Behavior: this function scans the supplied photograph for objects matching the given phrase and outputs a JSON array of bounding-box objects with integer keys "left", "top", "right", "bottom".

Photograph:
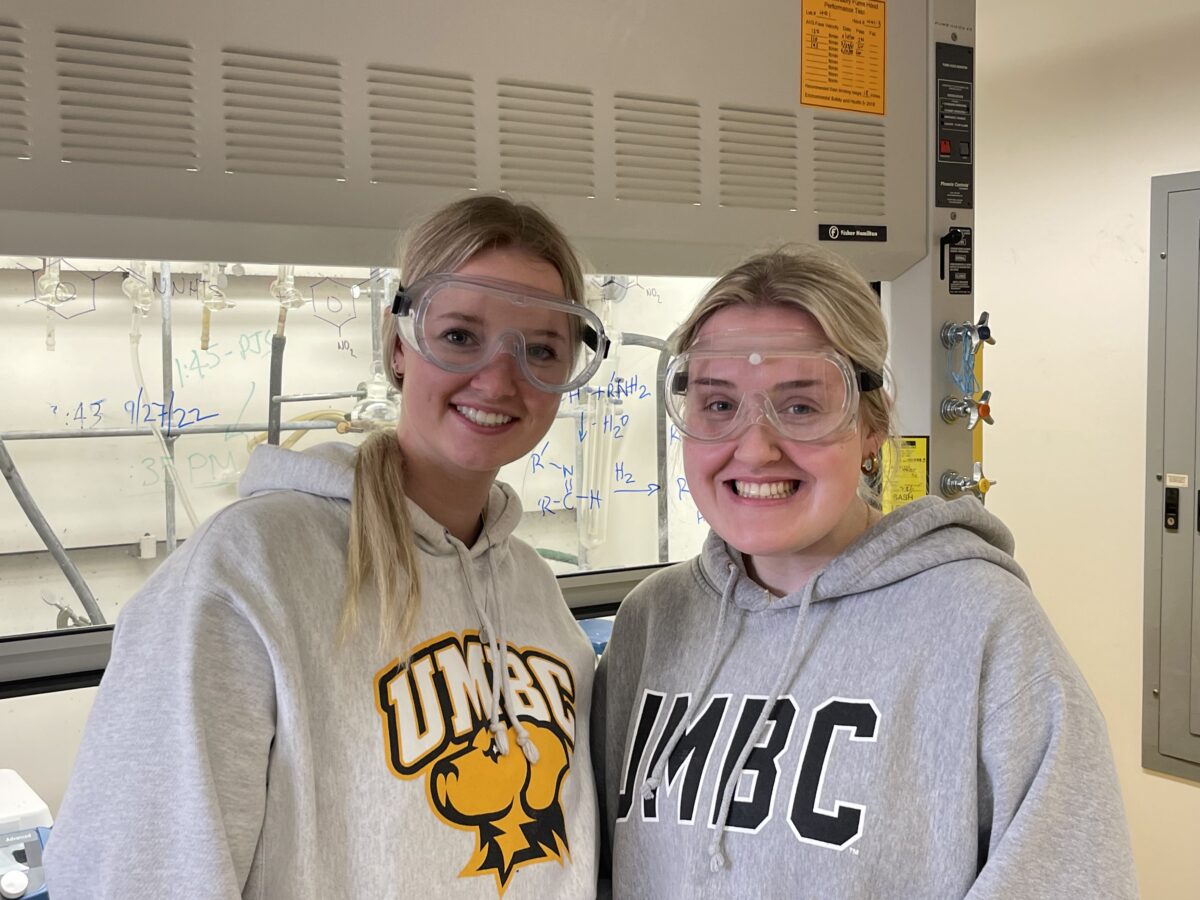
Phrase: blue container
[{"left": 579, "top": 617, "right": 614, "bottom": 655}]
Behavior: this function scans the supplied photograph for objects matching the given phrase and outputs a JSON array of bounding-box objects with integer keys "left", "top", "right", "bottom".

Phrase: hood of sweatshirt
[
  {"left": 696, "top": 494, "right": 1027, "bottom": 612},
  {"left": 238, "top": 441, "right": 525, "bottom": 559},
  {"left": 237, "top": 439, "right": 545, "bottom": 765}
]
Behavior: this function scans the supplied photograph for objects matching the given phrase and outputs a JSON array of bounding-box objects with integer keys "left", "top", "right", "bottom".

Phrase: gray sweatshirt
[
  {"left": 47, "top": 442, "right": 599, "bottom": 899},
  {"left": 592, "top": 496, "right": 1137, "bottom": 899}
]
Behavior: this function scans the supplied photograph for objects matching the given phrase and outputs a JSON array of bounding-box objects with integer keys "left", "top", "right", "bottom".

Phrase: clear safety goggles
[
  {"left": 391, "top": 273, "right": 609, "bottom": 393},
  {"left": 664, "top": 332, "right": 884, "bottom": 443}
]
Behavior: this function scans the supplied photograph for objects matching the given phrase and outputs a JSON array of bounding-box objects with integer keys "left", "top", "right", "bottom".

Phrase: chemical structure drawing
[
  {"left": 21, "top": 260, "right": 118, "bottom": 320},
  {"left": 308, "top": 277, "right": 359, "bottom": 333},
  {"left": 588, "top": 275, "right": 664, "bottom": 305}
]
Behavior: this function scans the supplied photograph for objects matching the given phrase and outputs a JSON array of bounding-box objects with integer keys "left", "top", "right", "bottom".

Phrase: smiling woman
[
  {"left": 46, "top": 196, "right": 609, "bottom": 900},
  {"left": 672, "top": 305, "right": 879, "bottom": 594},
  {"left": 389, "top": 247, "right": 572, "bottom": 529},
  {"left": 592, "top": 245, "right": 1137, "bottom": 899}
]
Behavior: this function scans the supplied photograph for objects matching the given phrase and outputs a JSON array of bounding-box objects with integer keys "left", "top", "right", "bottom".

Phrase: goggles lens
[
  {"left": 393, "top": 275, "right": 607, "bottom": 392},
  {"left": 666, "top": 341, "right": 861, "bottom": 442}
]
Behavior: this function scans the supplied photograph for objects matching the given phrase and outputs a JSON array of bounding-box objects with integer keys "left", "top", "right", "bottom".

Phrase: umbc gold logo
[{"left": 375, "top": 631, "right": 577, "bottom": 895}]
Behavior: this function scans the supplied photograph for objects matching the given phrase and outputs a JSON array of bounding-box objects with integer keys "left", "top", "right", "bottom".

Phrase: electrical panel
[{"left": 1144, "top": 169, "right": 1200, "bottom": 782}]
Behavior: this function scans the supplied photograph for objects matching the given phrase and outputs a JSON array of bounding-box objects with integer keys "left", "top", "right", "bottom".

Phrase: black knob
[{"left": 939, "top": 228, "right": 965, "bottom": 281}]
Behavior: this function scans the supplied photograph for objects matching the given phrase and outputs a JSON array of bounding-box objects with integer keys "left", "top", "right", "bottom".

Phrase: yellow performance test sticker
[
  {"left": 801, "top": 0, "right": 887, "bottom": 115},
  {"left": 882, "top": 436, "right": 927, "bottom": 514}
]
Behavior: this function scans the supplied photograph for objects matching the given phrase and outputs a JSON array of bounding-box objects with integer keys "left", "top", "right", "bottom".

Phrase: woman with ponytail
[{"left": 49, "top": 196, "right": 608, "bottom": 900}]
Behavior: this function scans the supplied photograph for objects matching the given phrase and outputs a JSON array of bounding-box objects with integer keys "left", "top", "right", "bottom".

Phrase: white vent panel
[
  {"left": 719, "top": 106, "right": 797, "bottom": 211},
  {"left": 222, "top": 49, "right": 344, "bottom": 179},
  {"left": 367, "top": 66, "right": 475, "bottom": 188},
  {"left": 0, "top": 1, "right": 931, "bottom": 280},
  {"left": 0, "top": 20, "right": 28, "bottom": 158},
  {"left": 615, "top": 93, "right": 701, "bottom": 205},
  {"left": 498, "top": 81, "right": 593, "bottom": 197},
  {"left": 55, "top": 29, "right": 196, "bottom": 169},
  {"left": 812, "top": 115, "right": 886, "bottom": 216}
]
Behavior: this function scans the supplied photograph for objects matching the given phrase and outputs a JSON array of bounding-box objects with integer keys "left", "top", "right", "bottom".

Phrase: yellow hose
[{"left": 246, "top": 410, "right": 350, "bottom": 451}]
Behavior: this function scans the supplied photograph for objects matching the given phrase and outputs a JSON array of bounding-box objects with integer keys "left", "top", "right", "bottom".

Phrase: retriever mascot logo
[
  {"left": 432, "top": 721, "right": 571, "bottom": 889},
  {"left": 375, "top": 632, "right": 578, "bottom": 895}
]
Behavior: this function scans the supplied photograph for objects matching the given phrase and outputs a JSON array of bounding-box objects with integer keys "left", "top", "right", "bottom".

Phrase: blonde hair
[
  {"left": 343, "top": 195, "right": 585, "bottom": 647},
  {"left": 671, "top": 245, "right": 896, "bottom": 499}
]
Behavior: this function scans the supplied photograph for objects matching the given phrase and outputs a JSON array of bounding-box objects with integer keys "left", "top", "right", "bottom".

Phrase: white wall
[{"left": 976, "top": 2, "right": 1200, "bottom": 896}]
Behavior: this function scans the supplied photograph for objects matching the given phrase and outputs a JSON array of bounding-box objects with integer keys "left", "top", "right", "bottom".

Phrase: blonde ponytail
[{"left": 341, "top": 430, "right": 422, "bottom": 649}]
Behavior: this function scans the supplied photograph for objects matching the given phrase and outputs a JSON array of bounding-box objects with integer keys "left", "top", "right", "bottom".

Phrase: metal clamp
[
  {"left": 940, "top": 461, "right": 996, "bottom": 499},
  {"left": 940, "top": 389, "right": 993, "bottom": 430},
  {"left": 940, "top": 311, "right": 995, "bottom": 354}
]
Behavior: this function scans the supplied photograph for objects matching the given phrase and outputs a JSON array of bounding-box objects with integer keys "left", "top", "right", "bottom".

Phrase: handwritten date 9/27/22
[{"left": 123, "top": 388, "right": 219, "bottom": 434}]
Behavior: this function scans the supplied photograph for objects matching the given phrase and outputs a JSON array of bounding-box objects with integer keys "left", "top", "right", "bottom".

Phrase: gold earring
[{"left": 860, "top": 453, "right": 878, "bottom": 476}]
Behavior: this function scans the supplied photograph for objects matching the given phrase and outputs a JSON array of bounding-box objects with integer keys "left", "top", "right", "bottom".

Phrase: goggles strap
[
  {"left": 671, "top": 364, "right": 881, "bottom": 393},
  {"left": 856, "top": 365, "right": 884, "bottom": 392},
  {"left": 391, "top": 285, "right": 412, "bottom": 316},
  {"left": 584, "top": 325, "right": 608, "bottom": 357}
]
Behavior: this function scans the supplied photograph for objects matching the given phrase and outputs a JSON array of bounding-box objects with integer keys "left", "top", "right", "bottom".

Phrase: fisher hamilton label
[{"left": 818, "top": 224, "right": 888, "bottom": 242}]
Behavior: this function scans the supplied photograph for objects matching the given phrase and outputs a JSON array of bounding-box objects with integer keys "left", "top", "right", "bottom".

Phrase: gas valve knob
[
  {"left": 939, "top": 311, "right": 996, "bottom": 353},
  {"left": 941, "top": 390, "right": 993, "bottom": 430},
  {"left": 940, "top": 461, "right": 995, "bottom": 499},
  {"left": 974, "top": 311, "right": 995, "bottom": 347}
]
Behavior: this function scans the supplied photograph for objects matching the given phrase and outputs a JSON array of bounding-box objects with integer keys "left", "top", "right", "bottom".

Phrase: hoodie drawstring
[
  {"left": 641, "top": 562, "right": 739, "bottom": 799},
  {"left": 486, "top": 539, "right": 539, "bottom": 764},
  {"left": 451, "top": 541, "right": 509, "bottom": 756},
  {"left": 450, "top": 537, "right": 537, "bottom": 763},
  {"left": 707, "top": 576, "right": 818, "bottom": 872}
]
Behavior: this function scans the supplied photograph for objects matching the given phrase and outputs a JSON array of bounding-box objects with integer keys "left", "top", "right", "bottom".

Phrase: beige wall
[{"left": 976, "top": 1, "right": 1200, "bottom": 896}]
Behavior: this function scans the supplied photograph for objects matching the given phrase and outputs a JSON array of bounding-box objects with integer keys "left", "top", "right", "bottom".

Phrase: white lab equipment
[
  {"left": 34, "top": 259, "right": 66, "bottom": 308},
  {"left": 0, "top": 770, "right": 51, "bottom": 900},
  {"left": 120, "top": 260, "right": 154, "bottom": 317},
  {"left": 350, "top": 365, "right": 400, "bottom": 429},
  {"left": 137, "top": 532, "right": 157, "bottom": 560},
  {"left": 268, "top": 265, "right": 304, "bottom": 311}
]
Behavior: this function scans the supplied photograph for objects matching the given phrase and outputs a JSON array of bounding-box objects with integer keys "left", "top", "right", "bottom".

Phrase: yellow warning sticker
[
  {"left": 882, "top": 435, "right": 927, "bottom": 514},
  {"left": 800, "top": 0, "right": 887, "bottom": 116}
]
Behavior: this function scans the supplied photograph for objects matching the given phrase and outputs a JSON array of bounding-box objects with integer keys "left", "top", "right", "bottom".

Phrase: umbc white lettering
[
  {"left": 375, "top": 633, "right": 577, "bottom": 777},
  {"left": 617, "top": 692, "right": 880, "bottom": 850}
]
